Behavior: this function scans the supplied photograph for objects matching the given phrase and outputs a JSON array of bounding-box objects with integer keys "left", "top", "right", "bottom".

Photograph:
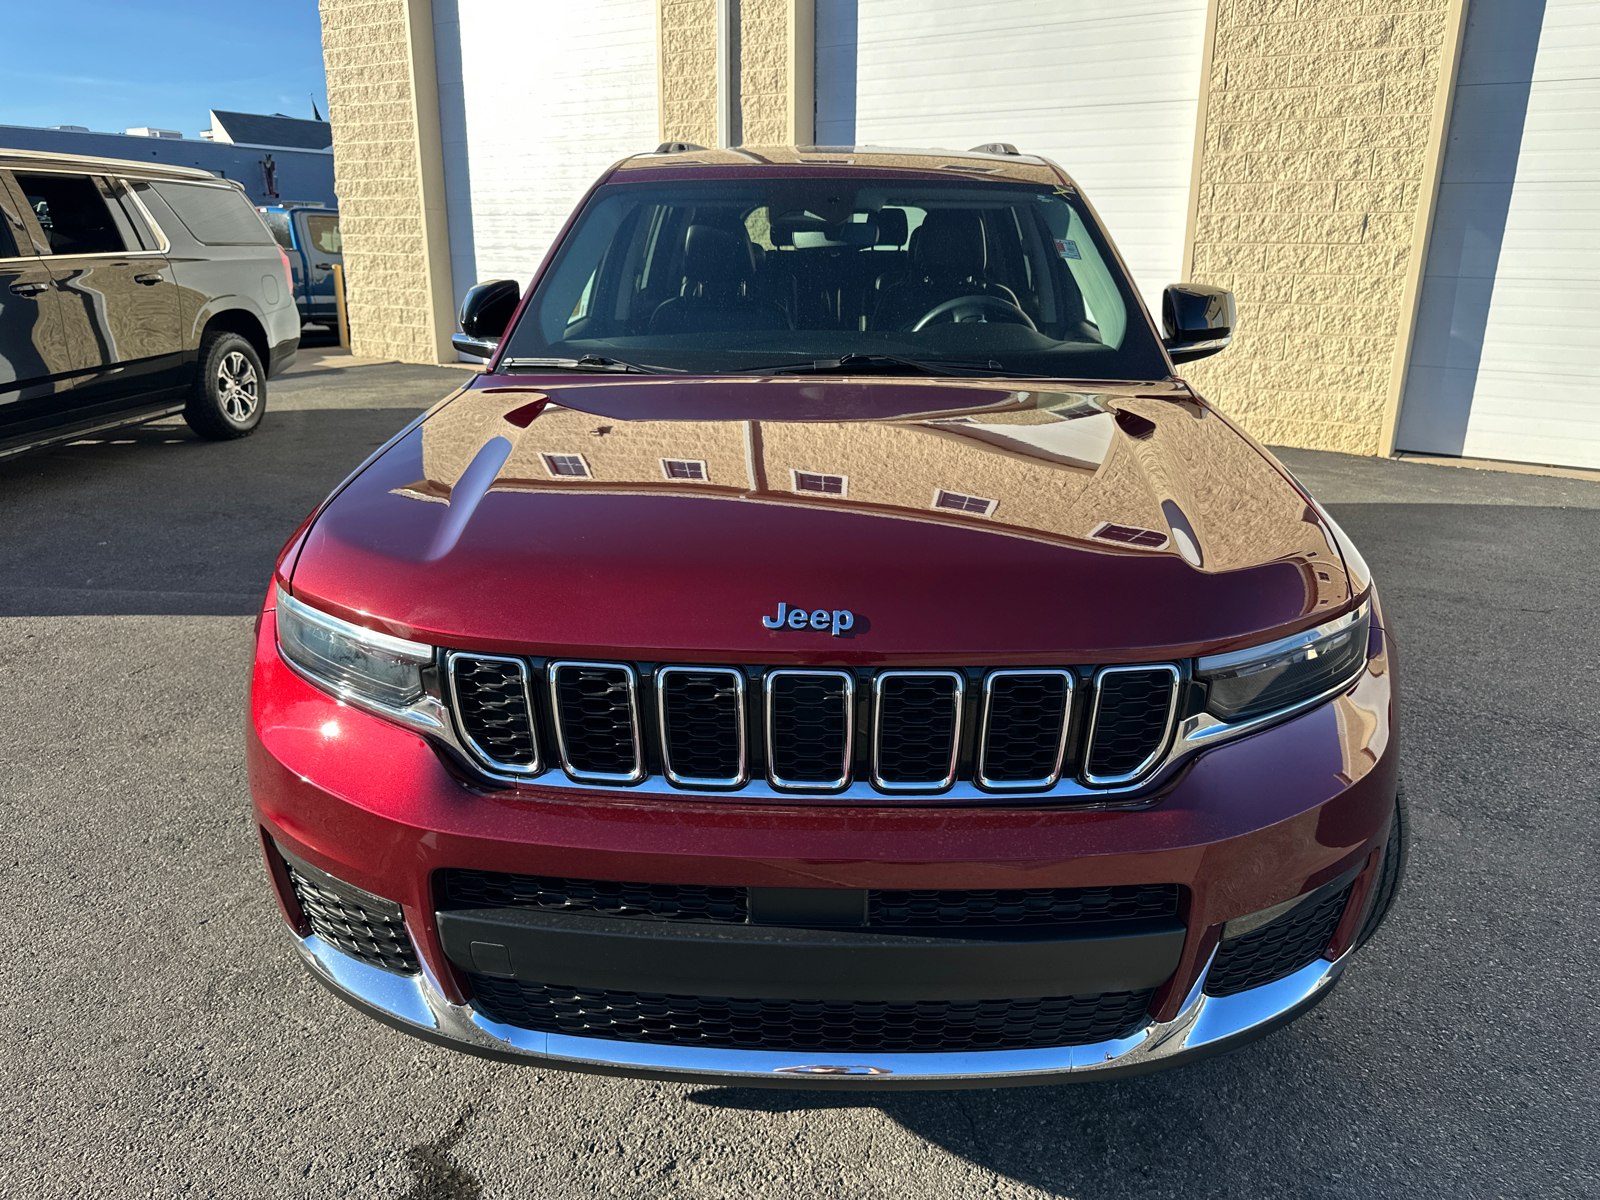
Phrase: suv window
[
  {"left": 150, "top": 181, "right": 274, "bottom": 245},
  {"left": 304, "top": 214, "right": 341, "bottom": 254},
  {"left": 14, "top": 172, "right": 129, "bottom": 255},
  {"left": 258, "top": 210, "right": 294, "bottom": 249},
  {"left": 504, "top": 177, "right": 1167, "bottom": 380}
]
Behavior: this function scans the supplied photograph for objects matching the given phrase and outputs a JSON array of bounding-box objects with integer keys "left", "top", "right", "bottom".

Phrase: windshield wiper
[
  {"left": 500, "top": 355, "right": 668, "bottom": 374},
  {"left": 744, "top": 354, "right": 1007, "bottom": 377}
]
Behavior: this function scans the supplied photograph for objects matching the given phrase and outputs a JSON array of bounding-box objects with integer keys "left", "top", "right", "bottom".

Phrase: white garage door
[
  {"left": 1396, "top": 0, "right": 1600, "bottom": 469},
  {"left": 453, "top": 0, "right": 658, "bottom": 287},
  {"left": 826, "top": 0, "right": 1208, "bottom": 311}
]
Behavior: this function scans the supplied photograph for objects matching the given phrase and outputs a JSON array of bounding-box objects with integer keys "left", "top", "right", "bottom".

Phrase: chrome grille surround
[
  {"left": 870, "top": 670, "right": 965, "bottom": 792},
  {"left": 1081, "top": 664, "right": 1181, "bottom": 786},
  {"left": 976, "top": 669, "right": 1074, "bottom": 790},
  {"left": 548, "top": 660, "right": 647, "bottom": 785},
  {"left": 446, "top": 651, "right": 542, "bottom": 776},
  {"left": 655, "top": 666, "right": 748, "bottom": 789},
  {"left": 765, "top": 669, "right": 855, "bottom": 791}
]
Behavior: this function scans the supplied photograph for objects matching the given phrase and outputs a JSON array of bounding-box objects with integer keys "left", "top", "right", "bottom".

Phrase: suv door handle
[
  {"left": 8, "top": 281, "right": 48, "bottom": 297},
  {"left": 314, "top": 263, "right": 334, "bottom": 269},
  {"left": 134, "top": 273, "right": 164, "bottom": 286}
]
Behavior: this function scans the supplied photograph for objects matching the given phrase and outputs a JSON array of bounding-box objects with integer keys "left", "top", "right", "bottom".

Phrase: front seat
[
  {"left": 649, "top": 224, "right": 789, "bottom": 335},
  {"left": 871, "top": 210, "right": 1020, "bottom": 331}
]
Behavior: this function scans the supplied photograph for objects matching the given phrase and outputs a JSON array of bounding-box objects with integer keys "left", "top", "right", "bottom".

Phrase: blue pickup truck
[{"left": 256, "top": 204, "right": 342, "bottom": 326}]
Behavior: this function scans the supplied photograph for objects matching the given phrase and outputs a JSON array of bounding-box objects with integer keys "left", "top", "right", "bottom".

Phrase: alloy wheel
[{"left": 217, "top": 351, "right": 260, "bottom": 423}]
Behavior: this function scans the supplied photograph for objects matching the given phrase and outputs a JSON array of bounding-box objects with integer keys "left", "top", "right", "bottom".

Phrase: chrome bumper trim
[{"left": 294, "top": 933, "right": 1350, "bottom": 1088}]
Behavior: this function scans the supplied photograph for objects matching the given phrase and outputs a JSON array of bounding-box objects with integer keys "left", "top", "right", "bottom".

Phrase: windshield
[{"left": 499, "top": 177, "right": 1170, "bottom": 379}]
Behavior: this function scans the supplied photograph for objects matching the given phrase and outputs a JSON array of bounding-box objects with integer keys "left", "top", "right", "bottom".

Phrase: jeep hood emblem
[{"left": 762, "top": 602, "right": 855, "bottom": 637}]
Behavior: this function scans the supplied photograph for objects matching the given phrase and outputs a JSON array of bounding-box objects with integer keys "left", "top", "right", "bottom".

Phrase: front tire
[{"left": 185, "top": 332, "right": 265, "bottom": 440}]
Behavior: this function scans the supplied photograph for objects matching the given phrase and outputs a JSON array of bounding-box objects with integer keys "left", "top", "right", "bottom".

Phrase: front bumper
[
  {"left": 294, "top": 926, "right": 1350, "bottom": 1088},
  {"left": 250, "top": 609, "right": 1398, "bottom": 1087}
]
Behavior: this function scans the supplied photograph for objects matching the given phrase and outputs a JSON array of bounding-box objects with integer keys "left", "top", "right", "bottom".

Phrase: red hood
[{"left": 286, "top": 375, "right": 1354, "bottom": 664}]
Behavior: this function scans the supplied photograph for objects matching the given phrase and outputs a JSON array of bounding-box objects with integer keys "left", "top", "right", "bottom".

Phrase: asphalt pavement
[{"left": 1, "top": 362, "right": 1596, "bottom": 1199}]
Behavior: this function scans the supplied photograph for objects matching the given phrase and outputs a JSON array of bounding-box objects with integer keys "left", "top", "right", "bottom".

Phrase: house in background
[{"left": 320, "top": 0, "right": 1600, "bottom": 472}]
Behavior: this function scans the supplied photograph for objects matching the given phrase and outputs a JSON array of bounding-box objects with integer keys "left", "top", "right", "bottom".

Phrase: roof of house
[{"left": 209, "top": 110, "right": 332, "bottom": 151}]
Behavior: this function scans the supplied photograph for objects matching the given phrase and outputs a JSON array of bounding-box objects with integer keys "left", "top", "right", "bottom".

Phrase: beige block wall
[
  {"left": 1183, "top": 0, "right": 1466, "bottom": 455},
  {"left": 659, "top": 0, "right": 718, "bottom": 146},
  {"left": 320, "top": 0, "right": 454, "bottom": 365},
  {"left": 739, "top": 0, "right": 791, "bottom": 144}
]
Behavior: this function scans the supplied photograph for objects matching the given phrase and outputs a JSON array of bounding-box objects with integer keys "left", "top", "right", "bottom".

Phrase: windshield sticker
[{"left": 1055, "top": 238, "right": 1081, "bottom": 260}]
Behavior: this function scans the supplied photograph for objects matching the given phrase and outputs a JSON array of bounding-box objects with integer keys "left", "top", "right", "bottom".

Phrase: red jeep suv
[{"left": 248, "top": 145, "right": 1402, "bottom": 1088}]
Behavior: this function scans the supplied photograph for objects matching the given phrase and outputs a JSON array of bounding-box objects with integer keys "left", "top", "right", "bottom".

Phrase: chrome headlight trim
[
  {"left": 271, "top": 587, "right": 470, "bottom": 757},
  {"left": 1194, "top": 600, "right": 1371, "bottom": 725}
]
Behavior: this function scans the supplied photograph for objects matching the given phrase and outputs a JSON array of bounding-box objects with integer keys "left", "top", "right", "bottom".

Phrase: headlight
[
  {"left": 1196, "top": 602, "right": 1370, "bottom": 724},
  {"left": 275, "top": 586, "right": 432, "bottom": 708}
]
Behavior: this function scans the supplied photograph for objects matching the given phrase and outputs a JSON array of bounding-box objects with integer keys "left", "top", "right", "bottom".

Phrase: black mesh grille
[
  {"left": 868, "top": 883, "right": 1180, "bottom": 928},
  {"left": 660, "top": 670, "right": 743, "bottom": 783},
  {"left": 768, "top": 672, "right": 851, "bottom": 785},
  {"left": 468, "top": 979, "right": 1156, "bottom": 1052},
  {"left": 1205, "top": 883, "right": 1352, "bottom": 997},
  {"left": 980, "top": 672, "right": 1071, "bottom": 785},
  {"left": 450, "top": 655, "right": 537, "bottom": 767},
  {"left": 1086, "top": 669, "right": 1176, "bottom": 779},
  {"left": 553, "top": 664, "right": 639, "bottom": 778},
  {"left": 439, "top": 869, "right": 748, "bottom": 923},
  {"left": 875, "top": 673, "right": 960, "bottom": 785},
  {"left": 285, "top": 857, "right": 418, "bottom": 974}
]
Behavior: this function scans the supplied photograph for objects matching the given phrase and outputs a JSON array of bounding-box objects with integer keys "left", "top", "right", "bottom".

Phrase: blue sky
[{"left": 0, "top": 0, "right": 328, "bottom": 138}]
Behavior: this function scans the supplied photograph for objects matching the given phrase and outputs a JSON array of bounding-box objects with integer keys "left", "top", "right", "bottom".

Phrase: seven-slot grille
[
  {"left": 447, "top": 653, "right": 539, "bottom": 773},
  {"left": 445, "top": 658, "right": 1183, "bottom": 794},
  {"left": 872, "top": 671, "right": 964, "bottom": 790},
  {"left": 766, "top": 670, "right": 854, "bottom": 788},
  {"left": 1083, "top": 666, "right": 1180, "bottom": 784},
  {"left": 656, "top": 667, "right": 746, "bottom": 786},
  {"left": 549, "top": 661, "right": 644, "bottom": 783}
]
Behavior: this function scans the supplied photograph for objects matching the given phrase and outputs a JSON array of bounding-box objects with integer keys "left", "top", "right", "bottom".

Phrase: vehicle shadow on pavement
[
  {"left": 0, "top": 388, "right": 443, "bottom": 618},
  {"left": 685, "top": 1054, "right": 1308, "bottom": 1197}
]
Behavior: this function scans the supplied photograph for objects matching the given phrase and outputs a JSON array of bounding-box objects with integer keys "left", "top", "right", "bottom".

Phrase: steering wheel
[{"left": 909, "top": 294, "right": 1038, "bottom": 333}]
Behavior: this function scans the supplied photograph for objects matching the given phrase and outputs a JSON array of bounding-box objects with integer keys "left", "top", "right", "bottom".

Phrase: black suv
[{"left": 0, "top": 148, "right": 300, "bottom": 459}]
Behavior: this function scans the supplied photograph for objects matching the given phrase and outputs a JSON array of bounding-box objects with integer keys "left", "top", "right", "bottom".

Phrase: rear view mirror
[
  {"left": 452, "top": 278, "right": 520, "bottom": 358},
  {"left": 1162, "top": 284, "right": 1235, "bottom": 365}
]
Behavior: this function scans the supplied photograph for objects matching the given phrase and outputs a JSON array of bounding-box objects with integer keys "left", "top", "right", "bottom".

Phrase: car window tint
[
  {"left": 14, "top": 172, "right": 130, "bottom": 255},
  {"left": 304, "top": 214, "right": 341, "bottom": 254},
  {"left": 258, "top": 210, "right": 294, "bottom": 249},
  {"left": 150, "top": 181, "right": 275, "bottom": 245},
  {"left": 0, "top": 213, "right": 16, "bottom": 258}
]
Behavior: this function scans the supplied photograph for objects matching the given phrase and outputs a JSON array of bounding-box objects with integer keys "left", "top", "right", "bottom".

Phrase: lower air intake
[
  {"left": 468, "top": 978, "right": 1156, "bottom": 1052},
  {"left": 439, "top": 869, "right": 749, "bottom": 923},
  {"left": 869, "top": 883, "right": 1180, "bottom": 928},
  {"left": 283, "top": 851, "right": 418, "bottom": 975},
  {"left": 1205, "top": 883, "right": 1352, "bottom": 997}
]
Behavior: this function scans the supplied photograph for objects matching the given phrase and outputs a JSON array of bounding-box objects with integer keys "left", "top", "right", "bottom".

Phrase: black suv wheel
[{"left": 186, "top": 332, "right": 265, "bottom": 440}]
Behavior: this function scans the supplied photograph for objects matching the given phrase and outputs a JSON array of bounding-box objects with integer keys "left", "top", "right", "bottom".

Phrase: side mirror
[
  {"left": 1162, "top": 284, "right": 1235, "bottom": 364},
  {"left": 452, "top": 278, "right": 520, "bottom": 358}
]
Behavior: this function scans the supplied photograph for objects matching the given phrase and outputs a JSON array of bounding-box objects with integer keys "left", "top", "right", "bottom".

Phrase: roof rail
[
  {"left": 969, "top": 142, "right": 1021, "bottom": 156},
  {"left": 653, "top": 142, "right": 705, "bottom": 154}
]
